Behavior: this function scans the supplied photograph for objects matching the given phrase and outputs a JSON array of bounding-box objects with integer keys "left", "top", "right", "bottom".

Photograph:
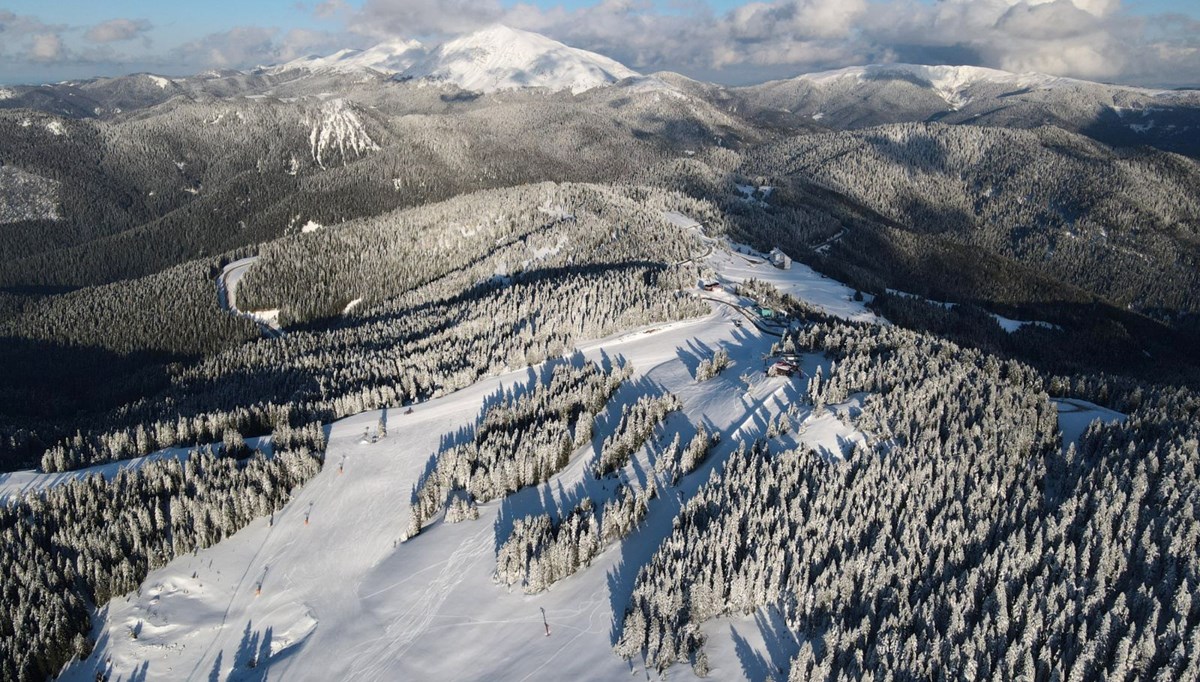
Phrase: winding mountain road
[{"left": 217, "top": 256, "right": 284, "bottom": 338}]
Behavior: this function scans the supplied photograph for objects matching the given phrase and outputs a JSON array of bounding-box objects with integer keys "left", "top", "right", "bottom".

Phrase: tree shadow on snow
[
  {"left": 224, "top": 620, "right": 274, "bottom": 681},
  {"left": 491, "top": 373, "right": 671, "bottom": 553},
  {"left": 121, "top": 660, "right": 150, "bottom": 682},
  {"left": 673, "top": 337, "right": 718, "bottom": 380},
  {"left": 757, "top": 606, "right": 802, "bottom": 678},
  {"left": 208, "top": 651, "right": 223, "bottom": 682},
  {"left": 730, "top": 606, "right": 802, "bottom": 682},
  {"left": 414, "top": 353, "right": 598, "bottom": 509},
  {"left": 731, "top": 625, "right": 775, "bottom": 682}
]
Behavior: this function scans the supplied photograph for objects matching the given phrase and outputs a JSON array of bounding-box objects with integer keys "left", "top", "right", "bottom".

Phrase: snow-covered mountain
[
  {"left": 796, "top": 63, "right": 1076, "bottom": 88},
  {"left": 792, "top": 63, "right": 1078, "bottom": 110},
  {"left": 263, "top": 26, "right": 641, "bottom": 94},
  {"left": 270, "top": 38, "right": 425, "bottom": 75},
  {"left": 732, "top": 62, "right": 1200, "bottom": 156},
  {"left": 402, "top": 25, "right": 640, "bottom": 94},
  {"left": 750, "top": 62, "right": 1200, "bottom": 113}
]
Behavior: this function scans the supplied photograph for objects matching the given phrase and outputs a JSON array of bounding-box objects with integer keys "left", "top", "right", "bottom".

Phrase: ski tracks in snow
[
  {"left": 184, "top": 517, "right": 284, "bottom": 681},
  {"left": 347, "top": 524, "right": 492, "bottom": 680},
  {"left": 518, "top": 587, "right": 608, "bottom": 682}
]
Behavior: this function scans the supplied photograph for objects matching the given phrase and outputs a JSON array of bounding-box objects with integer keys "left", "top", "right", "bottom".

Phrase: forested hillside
[
  {"left": 750, "top": 123, "right": 1200, "bottom": 316},
  {"left": 8, "top": 183, "right": 711, "bottom": 473},
  {"left": 617, "top": 320, "right": 1200, "bottom": 680},
  {"left": 0, "top": 81, "right": 751, "bottom": 290},
  {"left": 0, "top": 43, "right": 1198, "bottom": 682},
  {"left": 732, "top": 65, "right": 1200, "bottom": 159}
]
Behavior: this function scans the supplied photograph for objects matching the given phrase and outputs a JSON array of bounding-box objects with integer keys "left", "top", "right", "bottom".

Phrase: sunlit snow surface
[
  {"left": 791, "top": 63, "right": 1175, "bottom": 110},
  {"left": 47, "top": 233, "right": 1107, "bottom": 681},
  {"left": 269, "top": 39, "right": 424, "bottom": 75},
  {"left": 60, "top": 310, "right": 824, "bottom": 680},
  {"left": 404, "top": 25, "right": 640, "bottom": 94},
  {"left": 303, "top": 99, "right": 380, "bottom": 168},
  {"left": 710, "top": 246, "right": 881, "bottom": 324}
]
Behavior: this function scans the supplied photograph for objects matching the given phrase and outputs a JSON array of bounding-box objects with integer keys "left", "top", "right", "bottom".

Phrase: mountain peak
[
  {"left": 795, "top": 63, "right": 1062, "bottom": 89},
  {"left": 403, "top": 25, "right": 640, "bottom": 94},
  {"left": 790, "top": 63, "right": 1093, "bottom": 110},
  {"left": 458, "top": 23, "right": 530, "bottom": 42},
  {"left": 270, "top": 38, "right": 424, "bottom": 75}
]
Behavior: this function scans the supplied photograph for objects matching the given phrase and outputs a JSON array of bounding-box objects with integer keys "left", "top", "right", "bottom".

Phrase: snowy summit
[
  {"left": 267, "top": 26, "right": 641, "bottom": 94},
  {"left": 402, "top": 25, "right": 641, "bottom": 94},
  {"left": 793, "top": 63, "right": 1075, "bottom": 90},
  {"left": 271, "top": 38, "right": 425, "bottom": 75},
  {"left": 787, "top": 63, "right": 1176, "bottom": 109}
]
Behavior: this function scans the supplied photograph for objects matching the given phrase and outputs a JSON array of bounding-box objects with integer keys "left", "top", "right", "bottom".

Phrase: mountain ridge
[{"left": 268, "top": 38, "right": 425, "bottom": 76}]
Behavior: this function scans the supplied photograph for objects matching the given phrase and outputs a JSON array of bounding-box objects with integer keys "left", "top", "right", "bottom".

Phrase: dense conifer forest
[
  {"left": 4, "top": 183, "right": 711, "bottom": 472},
  {"left": 0, "top": 426, "right": 326, "bottom": 681},
  {"left": 614, "top": 320, "right": 1200, "bottom": 680},
  {"left": 407, "top": 360, "right": 631, "bottom": 537}
]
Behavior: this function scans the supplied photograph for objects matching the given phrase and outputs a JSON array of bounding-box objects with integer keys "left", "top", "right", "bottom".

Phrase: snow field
[
  {"left": 65, "top": 292, "right": 859, "bottom": 681},
  {"left": 54, "top": 232, "right": 1126, "bottom": 680},
  {"left": 1054, "top": 398, "right": 1127, "bottom": 448}
]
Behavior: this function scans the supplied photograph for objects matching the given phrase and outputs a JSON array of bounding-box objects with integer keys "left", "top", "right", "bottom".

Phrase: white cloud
[
  {"left": 145, "top": 0, "right": 1200, "bottom": 86},
  {"left": 352, "top": 0, "right": 503, "bottom": 37},
  {"left": 85, "top": 19, "right": 153, "bottom": 44},
  {"left": 29, "top": 33, "right": 65, "bottom": 62},
  {"left": 172, "top": 26, "right": 362, "bottom": 68},
  {"left": 0, "top": 12, "right": 64, "bottom": 63},
  {"left": 313, "top": 1, "right": 352, "bottom": 20},
  {"left": 1014, "top": 0, "right": 1117, "bottom": 17},
  {"left": 336, "top": 0, "right": 1196, "bottom": 85},
  {"left": 4, "top": 1, "right": 1196, "bottom": 87}
]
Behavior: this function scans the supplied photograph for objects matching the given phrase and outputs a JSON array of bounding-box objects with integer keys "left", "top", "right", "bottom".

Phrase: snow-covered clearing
[
  {"left": 146, "top": 75, "right": 173, "bottom": 90},
  {"left": 712, "top": 245, "right": 880, "bottom": 324},
  {"left": 45, "top": 224, "right": 1100, "bottom": 681},
  {"left": 735, "top": 184, "right": 774, "bottom": 203},
  {"left": 1054, "top": 398, "right": 1127, "bottom": 449},
  {"left": 63, "top": 296, "right": 849, "bottom": 681},
  {"left": 217, "top": 257, "right": 285, "bottom": 338},
  {"left": 991, "top": 314, "right": 1059, "bottom": 333},
  {"left": 661, "top": 210, "right": 703, "bottom": 230}
]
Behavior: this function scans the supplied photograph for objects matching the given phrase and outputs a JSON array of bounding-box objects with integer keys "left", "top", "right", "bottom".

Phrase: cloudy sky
[{"left": 1, "top": 0, "right": 1198, "bottom": 87}]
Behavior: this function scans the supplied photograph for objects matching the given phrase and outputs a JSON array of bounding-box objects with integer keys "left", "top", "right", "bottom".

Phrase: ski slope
[
  {"left": 53, "top": 234, "right": 1115, "bottom": 681},
  {"left": 63, "top": 302, "right": 833, "bottom": 681},
  {"left": 710, "top": 245, "right": 882, "bottom": 324}
]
